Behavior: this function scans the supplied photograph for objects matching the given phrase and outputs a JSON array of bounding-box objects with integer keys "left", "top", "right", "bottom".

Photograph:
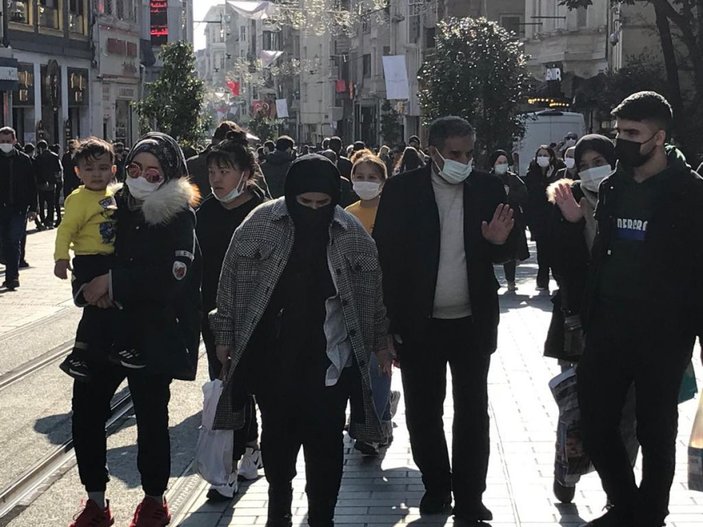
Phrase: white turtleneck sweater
[{"left": 431, "top": 170, "right": 472, "bottom": 319}]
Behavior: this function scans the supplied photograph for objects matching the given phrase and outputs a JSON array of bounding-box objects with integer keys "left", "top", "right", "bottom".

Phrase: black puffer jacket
[{"left": 111, "top": 178, "right": 203, "bottom": 381}]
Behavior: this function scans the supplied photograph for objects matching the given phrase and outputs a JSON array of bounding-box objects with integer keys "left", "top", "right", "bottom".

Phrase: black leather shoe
[
  {"left": 581, "top": 507, "right": 634, "bottom": 526},
  {"left": 419, "top": 491, "right": 452, "bottom": 515},
  {"left": 454, "top": 502, "right": 493, "bottom": 522}
]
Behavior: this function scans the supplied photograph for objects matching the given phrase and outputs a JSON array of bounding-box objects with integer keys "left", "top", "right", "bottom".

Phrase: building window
[
  {"left": 425, "top": 27, "right": 436, "bottom": 49},
  {"left": 263, "top": 31, "right": 280, "bottom": 51},
  {"left": 94, "top": 0, "right": 113, "bottom": 16},
  {"left": 577, "top": 7, "right": 587, "bottom": 28},
  {"left": 362, "top": 54, "right": 371, "bottom": 77},
  {"left": 69, "top": 0, "right": 88, "bottom": 34},
  {"left": 9, "top": 1, "right": 33, "bottom": 25},
  {"left": 500, "top": 15, "right": 524, "bottom": 37},
  {"left": 240, "top": 26, "right": 247, "bottom": 43},
  {"left": 39, "top": 0, "right": 61, "bottom": 30}
]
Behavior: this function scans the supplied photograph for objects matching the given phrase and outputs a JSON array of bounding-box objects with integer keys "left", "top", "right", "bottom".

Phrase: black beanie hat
[
  {"left": 489, "top": 149, "right": 510, "bottom": 168},
  {"left": 126, "top": 132, "right": 188, "bottom": 182},
  {"left": 284, "top": 153, "right": 341, "bottom": 207},
  {"left": 574, "top": 134, "right": 616, "bottom": 170}
]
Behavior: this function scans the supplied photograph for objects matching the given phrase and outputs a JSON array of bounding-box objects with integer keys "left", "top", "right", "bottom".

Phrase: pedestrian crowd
[{"left": 1, "top": 90, "right": 702, "bottom": 527}]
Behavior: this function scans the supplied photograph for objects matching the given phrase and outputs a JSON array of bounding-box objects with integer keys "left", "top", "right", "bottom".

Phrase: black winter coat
[
  {"left": 262, "top": 150, "right": 295, "bottom": 198},
  {"left": 524, "top": 162, "right": 561, "bottom": 239},
  {"left": 374, "top": 164, "right": 514, "bottom": 355},
  {"left": 492, "top": 169, "right": 529, "bottom": 262},
  {"left": 0, "top": 150, "right": 37, "bottom": 212},
  {"left": 583, "top": 148, "right": 703, "bottom": 343},
  {"left": 110, "top": 179, "right": 203, "bottom": 381}
]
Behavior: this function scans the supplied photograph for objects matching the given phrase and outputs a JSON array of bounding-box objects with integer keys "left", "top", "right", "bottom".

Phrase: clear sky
[{"left": 194, "top": 0, "right": 222, "bottom": 50}]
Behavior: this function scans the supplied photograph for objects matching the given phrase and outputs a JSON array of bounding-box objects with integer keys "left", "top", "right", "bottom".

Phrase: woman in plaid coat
[{"left": 210, "top": 154, "right": 393, "bottom": 527}]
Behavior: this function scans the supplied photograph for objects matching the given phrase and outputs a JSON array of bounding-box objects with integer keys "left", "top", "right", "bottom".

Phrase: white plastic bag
[{"left": 195, "top": 379, "right": 233, "bottom": 486}]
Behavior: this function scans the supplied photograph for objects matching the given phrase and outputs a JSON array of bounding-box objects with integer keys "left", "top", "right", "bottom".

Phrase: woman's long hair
[{"left": 395, "top": 146, "right": 424, "bottom": 174}]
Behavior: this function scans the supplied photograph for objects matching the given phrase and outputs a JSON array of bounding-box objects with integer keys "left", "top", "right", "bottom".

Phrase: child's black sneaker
[
  {"left": 111, "top": 347, "right": 146, "bottom": 369},
  {"left": 60, "top": 355, "right": 91, "bottom": 382}
]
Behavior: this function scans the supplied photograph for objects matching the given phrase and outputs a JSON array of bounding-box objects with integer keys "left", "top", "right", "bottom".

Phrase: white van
[{"left": 513, "top": 110, "right": 587, "bottom": 176}]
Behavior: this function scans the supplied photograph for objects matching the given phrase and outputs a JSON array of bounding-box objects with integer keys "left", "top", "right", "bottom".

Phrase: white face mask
[
  {"left": 578, "top": 165, "right": 613, "bottom": 193},
  {"left": 0, "top": 143, "right": 14, "bottom": 154},
  {"left": 212, "top": 174, "right": 247, "bottom": 204},
  {"left": 564, "top": 157, "right": 576, "bottom": 170},
  {"left": 436, "top": 152, "right": 473, "bottom": 184},
  {"left": 536, "top": 156, "right": 551, "bottom": 168},
  {"left": 126, "top": 176, "right": 162, "bottom": 200},
  {"left": 353, "top": 181, "right": 382, "bottom": 201},
  {"left": 564, "top": 138, "right": 576, "bottom": 148},
  {"left": 494, "top": 163, "right": 509, "bottom": 175}
]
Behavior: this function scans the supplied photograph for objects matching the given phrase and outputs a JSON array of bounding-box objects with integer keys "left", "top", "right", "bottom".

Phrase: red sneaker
[
  {"left": 129, "top": 497, "right": 171, "bottom": 527},
  {"left": 69, "top": 499, "right": 114, "bottom": 527}
]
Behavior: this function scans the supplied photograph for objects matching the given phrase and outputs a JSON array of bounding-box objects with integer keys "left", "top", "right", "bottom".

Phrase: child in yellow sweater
[{"left": 55, "top": 138, "right": 142, "bottom": 381}]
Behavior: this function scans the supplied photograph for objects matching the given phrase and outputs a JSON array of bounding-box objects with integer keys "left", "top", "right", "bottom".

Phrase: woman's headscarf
[
  {"left": 126, "top": 132, "right": 189, "bottom": 182},
  {"left": 489, "top": 149, "right": 510, "bottom": 168},
  {"left": 574, "top": 134, "right": 616, "bottom": 169}
]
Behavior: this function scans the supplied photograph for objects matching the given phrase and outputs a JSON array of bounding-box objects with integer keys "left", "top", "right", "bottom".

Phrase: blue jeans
[
  {"left": 0, "top": 206, "right": 27, "bottom": 281},
  {"left": 369, "top": 353, "right": 392, "bottom": 422}
]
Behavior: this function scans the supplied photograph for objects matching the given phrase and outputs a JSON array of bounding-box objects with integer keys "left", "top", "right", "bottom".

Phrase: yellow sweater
[
  {"left": 54, "top": 186, "right": 117, "bottom": 261},
  {"left": 345, "top": 200, "right": 378, "bottom": 235}
]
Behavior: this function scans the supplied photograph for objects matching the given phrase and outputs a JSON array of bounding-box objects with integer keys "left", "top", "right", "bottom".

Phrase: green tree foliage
[
  {"left": 247, "top": 111, "right": 280, "bottom": 143},
  {"left": 134, "top": 42, "right": 206, "bottom": 145},
  {"left": 380, "top": 100, "right": 402, "bottom": 146},
  {"left": 598, "top": 54, "right": 671, "bottom": 116},
  {"left": 559, "top": 0, "right": 703, "bottom": 159},
  {"left": 418, "top": 17, "right": 532, "bottom": 157}
]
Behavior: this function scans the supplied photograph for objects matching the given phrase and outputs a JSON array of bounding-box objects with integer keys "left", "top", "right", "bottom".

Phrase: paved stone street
[{"left": 2, "top": 232, "right": 702, "bottom": 527}]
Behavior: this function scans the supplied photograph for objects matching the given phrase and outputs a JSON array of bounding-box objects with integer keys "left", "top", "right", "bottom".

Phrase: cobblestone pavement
[{"left": 2, "top": 231, "right": 702, "bottom": 527}]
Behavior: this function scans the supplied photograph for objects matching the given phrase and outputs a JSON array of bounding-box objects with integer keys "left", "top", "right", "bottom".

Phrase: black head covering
[
  {"left": 574, "top": 134, "right": 616, "bottom": 169},
  {"left": 126, "top": 132, "right": 188, "bottom": 182},
  {"left": 489, "top": 149, "right": 510, "bottom": 168},
  {"left": 284, "top": 154, "right": 341, "bottom": 205}
]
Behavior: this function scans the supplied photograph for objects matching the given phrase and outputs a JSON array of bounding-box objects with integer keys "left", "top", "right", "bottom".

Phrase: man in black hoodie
[
  {"left": 0, "top": 127, "right": 37, "bottom": 290},
  {"left": 577, "top": 92, "right": 703, "bottom": 527},
  {"left": 261, "top": 135, "right": 295, "bottom": 198}
]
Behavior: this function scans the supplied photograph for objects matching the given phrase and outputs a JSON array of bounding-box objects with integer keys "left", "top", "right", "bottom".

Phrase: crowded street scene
[{"left": 1, "top": 1, "right": 703, "bottom": 527}]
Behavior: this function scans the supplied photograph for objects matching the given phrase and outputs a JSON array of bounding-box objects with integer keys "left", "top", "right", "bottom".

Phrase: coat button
[{"left": 607, "top": 249, "right": 612, "bottom": 255}]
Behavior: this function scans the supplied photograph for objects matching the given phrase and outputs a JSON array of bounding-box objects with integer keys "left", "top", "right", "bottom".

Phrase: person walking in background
[
  {"left": 328, "top": 136, "right": 352, "bottom": 179},
  {"left": 0, "top": 127, "right": 37, "bottom": 291},
  {"left": 35, "top": 140, "right": 63, "bottom": 229},
  {"left": 489, "top": 150, "right": 528, "bottom": 292},
  {"left": 261, "top": 136, "right": 296, "bottom": 198},
  {"left": 393, "top": 146, "right": 425, "bottom": 176},
  {"left": 557, "top": 146, "right": 578, "bottom": 180},
  {"left": 196, "top": 130, "right": 268, "bottom": 501},
  {"left": 374, "top": 116, "right": 515, "bottom": 526},
  {"left": 69, "top": 132, "right": 202, "bottom": 527},
  {"left": 574, "top": 92, "right": 703, "bottom": 526},
  {"left": 524, "top": 145, "right": 563, "bottom": 291},
  {"left": 50, "top": 143, "right": 64, "bottom": 226},
  {"left": 210, "top": 154, "right": 392, "bottom": 527},
  {"left": 62, "top": 139, "right": 80, "bottom": 197},
  {"left": 345, "top": 152, "right": 400, "bottom": 457}
]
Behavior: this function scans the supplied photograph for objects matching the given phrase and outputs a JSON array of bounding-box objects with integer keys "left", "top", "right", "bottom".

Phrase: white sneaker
[
  {"left": 206, "top": 470, "right": 239, "bottom": 501},
  {"left": 238, "top": 447, "right": 263, "bottom": 480}
]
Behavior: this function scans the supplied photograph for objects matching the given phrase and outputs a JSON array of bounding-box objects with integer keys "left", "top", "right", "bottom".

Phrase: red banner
[
  {"left": 335, "top": 79, "right": 346, "bottom": 93},
  {"left": 226, "top": 80, "right": 240, "bottom": 97}
]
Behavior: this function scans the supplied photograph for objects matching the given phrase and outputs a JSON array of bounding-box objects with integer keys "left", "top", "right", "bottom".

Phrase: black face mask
[
  {"left": 614, "top": 132, "right": 659, "bottom": 169},
  {"left": 289, "top": 201, "right": 334, "bottom": 233}
]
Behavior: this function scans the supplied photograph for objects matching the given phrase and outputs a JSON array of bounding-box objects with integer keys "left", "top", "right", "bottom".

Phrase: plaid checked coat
[{"left": 209, "top": 198, "right": 387, "bottom": 442}]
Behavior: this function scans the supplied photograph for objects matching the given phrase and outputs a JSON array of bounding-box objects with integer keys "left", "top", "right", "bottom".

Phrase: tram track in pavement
[{"left": 0, "top": 344, "right": 208, "bottom": 524}]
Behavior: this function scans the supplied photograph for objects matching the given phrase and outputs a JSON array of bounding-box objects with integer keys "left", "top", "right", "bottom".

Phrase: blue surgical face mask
[{"left": 436, "top": 152, "right": 473, "bottom": 184}]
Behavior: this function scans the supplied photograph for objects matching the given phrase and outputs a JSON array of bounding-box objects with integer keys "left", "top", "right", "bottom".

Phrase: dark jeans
[
  {"left": 0, "top": 206, "right": 27, "bottom": 281},
  {"left": 578, "top": 312, "right": 693, "bottom": 525},
  {"left": 54, "top": 183, "right": 62, "bottom": 223},
  {"left": 38, "top": 188, "right": 56, "bottom": 226},
  {"left": 503, "top": 260, "right": 516, "bottom": 283},
  {"left": 535, "top": 237, "right": 551, "bottom": 287},
  {"left": 258, "top": 368, "right": 351, "bottom": 526},
  {"left": 72, "top": 363, "right": 172, "bottom": 495},
  {"left": 202, "top": 317, "right": 259, "bottom": 458},
  {"left": 400, "top": 317, "right": 491, "bottom": 516}
]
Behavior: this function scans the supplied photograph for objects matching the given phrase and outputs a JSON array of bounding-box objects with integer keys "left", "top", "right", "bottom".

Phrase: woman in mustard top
[{"left": 345, "top": 153, "right": 399, "bottom": 457}]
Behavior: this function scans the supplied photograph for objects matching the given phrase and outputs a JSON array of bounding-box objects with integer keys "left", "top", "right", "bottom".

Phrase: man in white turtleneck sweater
[{"left": 374, "top": 116, "right": 514, "bottom": 527}]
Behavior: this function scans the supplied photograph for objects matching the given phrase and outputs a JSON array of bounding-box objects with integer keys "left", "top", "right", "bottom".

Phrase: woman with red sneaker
[{"left": 68, "top": 132, "right": 202, "bottom": 527}]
